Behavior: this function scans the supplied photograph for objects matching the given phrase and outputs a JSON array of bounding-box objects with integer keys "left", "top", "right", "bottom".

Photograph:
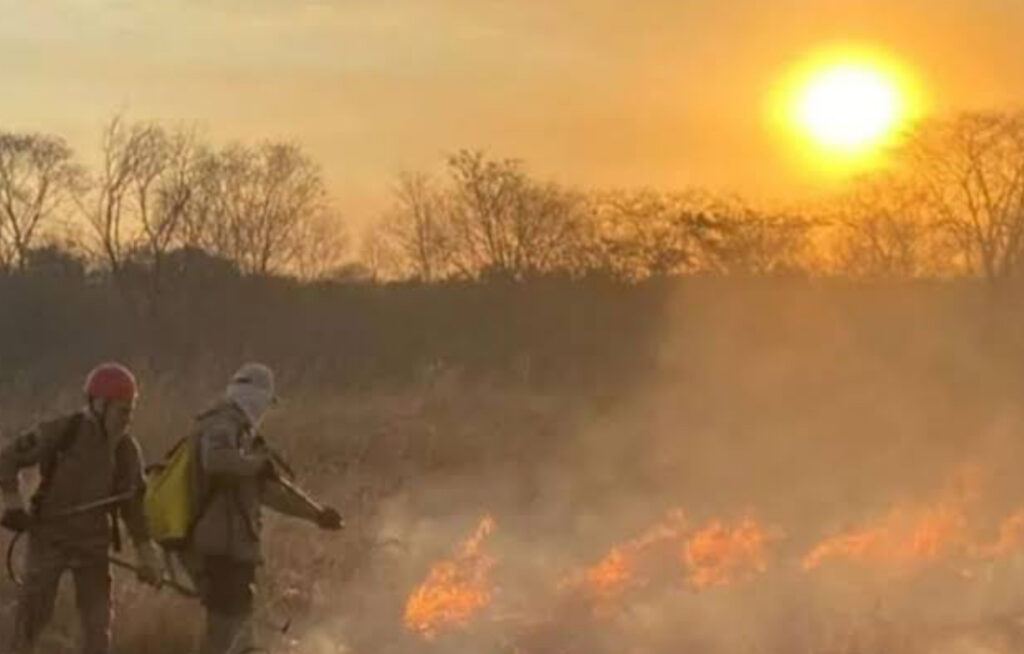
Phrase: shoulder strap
[
  {"left": 41, "top": 412, "right": 82, "bottom": 481},
  {"left": 184, "top": 431, "right": 224, "bottom": 544},
  {"left": 61, "top": 412, "right": 83, "bottom": 449},
  {"left": 182, "top": 410, "right": 256, "bottom": 544},
  {"left": 32, "top": 412, "right": 84, "bottom": 511},
  {"left": 143, "top": 436, "right": 188, "bottom": 477},
  {"left": 109, "top": 436, "right": 128, "bottom": 554},
  {"left": 111, "top": 435, "right": 143, "bottom": 489}
]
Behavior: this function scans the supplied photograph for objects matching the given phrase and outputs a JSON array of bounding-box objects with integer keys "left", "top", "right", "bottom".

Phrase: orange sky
[{"left": 3, "top": 0, "right": 1023, "bottom": 227}]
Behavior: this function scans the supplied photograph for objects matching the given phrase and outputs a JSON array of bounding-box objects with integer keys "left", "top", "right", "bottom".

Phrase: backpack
[
  {"left": 143, "top": 436, "right": 203, "bottom": 551},
  {"left": 143, "top": 408, "right": 294, "bottom": 551},
  {"left": 143, "top": 408, "right": 243, "bottom": 551}
]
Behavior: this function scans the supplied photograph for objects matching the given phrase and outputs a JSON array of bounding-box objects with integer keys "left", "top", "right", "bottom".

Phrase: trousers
[
  {"left": 5, "top": 536, "right": 112, "bottom": 654},
  {"left": 180, "top": 553, "right": 257, "bottom": 654}
]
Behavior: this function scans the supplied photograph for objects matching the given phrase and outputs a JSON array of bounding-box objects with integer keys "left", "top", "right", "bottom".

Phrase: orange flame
[
  {"left": 404, "top": 515, "right": 497, "bottom": 640},
  {"left": 801, "top": 506, "right": 965, "bottom": 571},
  {"left": 567, "top": 510, "right": 687, "bottom": 615},
  {"left": 683, "top": 516, "right": 783, "bottom": 591},
  {"left": 803, "top": 467, "right": 981, "bottom": 572}
]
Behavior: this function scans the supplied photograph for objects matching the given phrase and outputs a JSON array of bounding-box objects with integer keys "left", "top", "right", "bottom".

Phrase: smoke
[
  {"left": 305, "top": 280, "right": 1024, "bottom": 654},
  {"left": 14, "top": 278, "right": 1014, "bottom": 654}
]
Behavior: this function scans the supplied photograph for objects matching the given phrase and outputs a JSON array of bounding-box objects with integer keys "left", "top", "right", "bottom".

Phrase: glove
[
  {"left": 316, "top": 506, "right": 343, "bottom": 531},
  {"left": 135, "top": 541, "right": 163, "bottom": 588},
  {"left": 0, "top": 508, "right": 31, "bottom": 533}
]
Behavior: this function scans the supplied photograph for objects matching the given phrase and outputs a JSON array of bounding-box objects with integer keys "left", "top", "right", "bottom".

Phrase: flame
[
  {"left": 683, "top": 516, "right": 783, "bottom": 590},
  {"left": 801, "top": 505, "right": 967, "bottom": 571},
  {"left": 399, "top": 465, "right": 1024, "bottom": 649},
  {"left": 803, "top": 467, "right": 981, "bottom": 572},
  {"left": 567, "top": 510, "right": 687, "bottom": 615},
  {"left": 564, "top": 511, "right": 781, "bottom": 607},
  {"left": 404, "top": 515, "right": 497, "bottom": 640},
  {"left": 582, "top": 548, "right": 632, "bottom": 606}
]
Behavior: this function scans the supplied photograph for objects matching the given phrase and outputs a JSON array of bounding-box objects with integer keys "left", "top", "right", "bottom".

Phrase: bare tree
[
  {"left": 587, "top": 190, "right": 714, "bottom": 280},
  {"left": 81, "top": 117, "right": 154, "bottom": 279},
  {"left": 187, "top": 142, "right": 331, "bottom": 276},
  {"left": 132, "top": 126, "right": 200, "bottom": 287},
  {"left": 378, "top": 172, "right": 452, "bottom": 281},
  {"left": 701, "top": 198, "right": 818, "bottom": 276},
  {"left": 291, "top": 207, "right": 348, "bottom": 281},
  {"left": 0, "top": 132, "right": 84, "bottom": 271},
  {"left": 359, "top": 221, "right": 405, "bottom": 282},
  {"left": 372, "top": 152, "right": 590, "bottom": 281},
  {"left": 902, "top": 111, "right": 1024, "bottom": 281},
  {"left": 443, "top": 150, "right": 519, "bottom": 276},
  {"left": 828, "top": 174, "right": 951, "bottom": 279},
  {"left": 515, "top": 182, "right": 593, "bottom": 277},
  {"left": 79, "top": 116, "right": 204, "bottom": 299},
  {"left": 442, "top": 150, "right": 589, "bottom": 279}
]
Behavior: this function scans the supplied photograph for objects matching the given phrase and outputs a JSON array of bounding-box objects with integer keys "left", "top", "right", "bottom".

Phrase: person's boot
[{"left": 201, "top": 610, "right": 254, "bottom": 654}]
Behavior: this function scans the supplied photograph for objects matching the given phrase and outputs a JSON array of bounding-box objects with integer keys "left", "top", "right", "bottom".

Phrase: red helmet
[{"left": 84, "top": 363, "right": 138, "bottom": 403}]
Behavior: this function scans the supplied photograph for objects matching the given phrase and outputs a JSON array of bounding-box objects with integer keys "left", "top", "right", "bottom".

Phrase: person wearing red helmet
[{"left": 0, "top": 362, "right": 161, "bottom": 654}]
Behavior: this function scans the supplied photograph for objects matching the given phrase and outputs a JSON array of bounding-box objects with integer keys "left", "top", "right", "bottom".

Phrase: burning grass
[
  {"left": 684, "top": 516, "right": 784, "bottom": 591},
  {"left": 404, "top": 515, "right": 498, "bottom": 640},
  {"left": 3, "top": 356, "right": 1024, "bottom": 653}
]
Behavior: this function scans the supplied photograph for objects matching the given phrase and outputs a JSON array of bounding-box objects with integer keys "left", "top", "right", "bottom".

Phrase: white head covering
[{"left": 225, "top": 362, "right": 277, "bottom": 426}]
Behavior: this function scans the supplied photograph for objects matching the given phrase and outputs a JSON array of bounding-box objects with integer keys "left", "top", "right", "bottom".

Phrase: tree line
[
  {"left": 3, "top": 111, "right": 1024, "bottom": 290},
  {"left": 0, "top": 117, "right": 344, "bottom": 288},
  {"left": 366, "top": 111, "right": 1024, "bottom": 284}
]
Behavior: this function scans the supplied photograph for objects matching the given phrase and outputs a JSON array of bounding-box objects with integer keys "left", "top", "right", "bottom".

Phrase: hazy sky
[{"left": 3, "top": 0, "right": 1023, "bottom": 227}]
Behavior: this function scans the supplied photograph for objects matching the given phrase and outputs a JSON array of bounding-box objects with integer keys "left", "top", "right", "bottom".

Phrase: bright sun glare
[
  {"left": 797, "top": 64, "right": 903, "bottom": 153},
  {"left": 774, "top": 47, "right": 922, "bottom": 171}
]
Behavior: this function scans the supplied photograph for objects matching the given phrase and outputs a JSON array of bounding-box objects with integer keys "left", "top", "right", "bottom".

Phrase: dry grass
[
  {"left": 0, "top": 371, "right": 583, "bottom": 653},
  {"left": 6, "top": 284, "right": 1024, "bottom": 652}
]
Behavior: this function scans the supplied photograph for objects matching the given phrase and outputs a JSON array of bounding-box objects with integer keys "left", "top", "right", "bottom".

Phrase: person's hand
[
  {"left": 0, "top": 508, "right": 31, "bottom": 533},
  {"left": 135, "top": 542, "right": 163, "bottom": 588},
  {"left": 316, "top": 506, "right": 343, "bottom": 531}
]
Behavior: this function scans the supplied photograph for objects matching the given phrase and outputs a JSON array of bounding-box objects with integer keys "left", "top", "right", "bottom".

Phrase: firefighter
[
  {"left": 0, "top": 362, "right": 161, "bottom": 654},
  {"left": 183, "top": 362, "right": 342, "bottom": 654}
]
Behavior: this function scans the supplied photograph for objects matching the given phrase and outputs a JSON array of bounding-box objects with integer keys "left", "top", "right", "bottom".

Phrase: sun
[
  {"left": 770, "top": 46, "right": 924, "bottom": 172},
  {"left": 797, "top": 64, "right": 903, "bottom": 153}
]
